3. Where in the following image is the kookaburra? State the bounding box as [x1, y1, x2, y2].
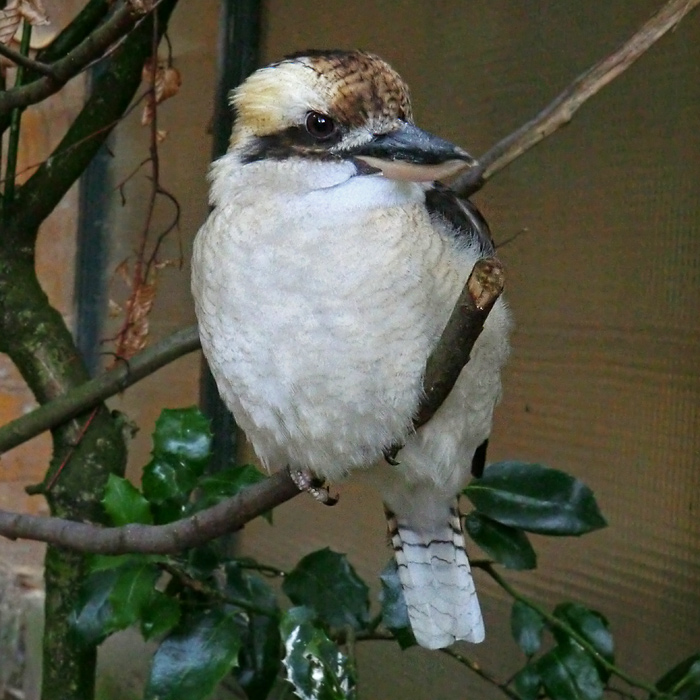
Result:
[191, 50, 511, 649]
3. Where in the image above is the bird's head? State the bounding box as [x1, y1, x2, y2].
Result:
[229, 50, 475, 183]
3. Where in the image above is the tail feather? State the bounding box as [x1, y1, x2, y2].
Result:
[386, 504, 484, 649]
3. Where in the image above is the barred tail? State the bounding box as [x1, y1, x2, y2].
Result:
[386, 503, 484, 649]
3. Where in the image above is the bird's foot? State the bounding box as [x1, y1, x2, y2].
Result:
[288, 467, 339, 506]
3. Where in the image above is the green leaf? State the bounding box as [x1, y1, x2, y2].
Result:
[511, 601, 545, 656]
[537, 643, 604, 700]
[553, 603, 614, 679]
[109, 561, 160, 629]
[512, 664, 541, 700]
[463, 462, 607, 536]
[196, 464, 272, 523]
[227, 565, 281, 700]
[145, 607, 242, 700]
[141, 592, 182, 641]
[283, 549, 369, 630]
[378, 560, 416, 649]
[142, 457, 195, 505]
[280, 607, 356, 700]
[153, 406, 212, 469]
[102, 474, 153, 526]
[70, 569, 122, 646]
[655, 654, 700, 700]
[465, 512, 537, 570]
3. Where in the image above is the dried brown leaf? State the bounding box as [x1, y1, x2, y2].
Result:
[0, 3, 21, 46]
[141, 60, 182, 125]
[18, 0, 49, 26]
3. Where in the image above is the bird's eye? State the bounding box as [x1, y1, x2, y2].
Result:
[305, 112, 337, 140]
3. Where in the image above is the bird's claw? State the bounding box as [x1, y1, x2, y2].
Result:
[383, 444, 402, 466]
[288, 467, 339, 506]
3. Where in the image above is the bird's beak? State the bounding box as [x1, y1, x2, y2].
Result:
[350, 122, 476, 182]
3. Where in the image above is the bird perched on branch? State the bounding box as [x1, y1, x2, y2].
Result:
[191, 50, 511, 649]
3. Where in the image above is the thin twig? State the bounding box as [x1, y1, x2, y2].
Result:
[0, 325, 201, 456]
[3, 22, 32, 211]
[476, 562, 664, 697]
[439, 647, 525, 700]
[0, 0, 160, 117]
[0, 41, 58, 78]
[453, 0, 700, 196]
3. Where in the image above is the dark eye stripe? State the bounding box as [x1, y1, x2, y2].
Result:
[240, 124, 345, 164]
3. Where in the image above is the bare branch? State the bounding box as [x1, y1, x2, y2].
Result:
[0, 42, 58, 78]
[0, 252, 502, 553]
[0, 325, 200, 456]
[0, 468, 301, 554]
[454, 0, 700, 197]
[0, 1, 157, 117]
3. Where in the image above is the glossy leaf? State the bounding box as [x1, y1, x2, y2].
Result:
[142, 457, 194, 505]
[152, 406, 212, 469]
[378, 559, 416, 649]
[196, 464, 272, 523]
[145, 607, 242, 700]
[109, 561, 160, 628]
[141, 592, 182, 641]
[70, 569, 122, 646]
[465, 512, 537, 570]
[537, 643, 604, 700]
[283, 549, 369, 630]
[463, 462, 607, 535]
[280, 607, 356, 700]
[102, 474, 153, 526]
[227, 565, 281, 700]
[553, 603, 614, 679]
[655, 654, 700, 700]
[511, 600, 545, 656]
[512, 664, 541, 700]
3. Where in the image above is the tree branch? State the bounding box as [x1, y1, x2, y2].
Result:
[0, 42, 58, 78]
[0, 468, 301, 553]
[0, 252, 502, 552]
[453, 0, 700, 197]
[0, 325, 200, 456]
[0, 1, 158, 118]
[5, 0, 178, 247]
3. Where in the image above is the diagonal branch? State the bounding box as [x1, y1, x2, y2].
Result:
[0, 1, 158, 118]
[0, 325, 200, 456]
[453, 0, 700, 197]
[0, 42, 58, 78]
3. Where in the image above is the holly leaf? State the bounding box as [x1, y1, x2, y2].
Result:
[280, 606, 356, 700]
[141, 592, 181, 641]
[511, 600, 545, 656]
[283, 549, 369, 630]
[145, 607, 242, 700]
[463, 462, 607, 535]
[465, 512, 537, 570]
[70, 569, 122, 646]
[102, 474, 153, 525]
[512, 664, 541, 700]
[196, 464, 272, 523]
[378, 559, 416, 649]
[655, 654, 700, 700]
[227, 565, 281, 700]
[109, 561, 160, 629]
[537, 643, 604, 700]
[553, 603, 614, 679]
[152, 407, 212, 470]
